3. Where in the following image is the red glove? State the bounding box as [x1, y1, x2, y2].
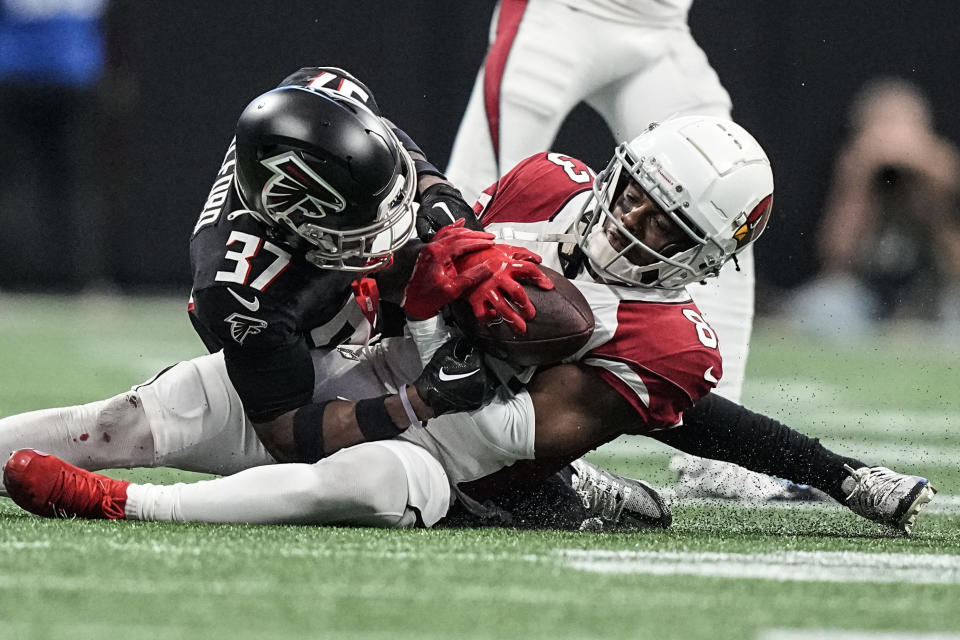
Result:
[457, 244, 554, 334]
[401, 219, 497, 319]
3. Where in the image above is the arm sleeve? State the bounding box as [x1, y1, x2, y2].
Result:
[223, 339, 315, 422]
[191, 284, 315, 422]
[650, 392, 865, 502]
[389, 123, 445, 181]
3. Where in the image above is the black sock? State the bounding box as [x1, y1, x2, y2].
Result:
[653, 393, 866, 503]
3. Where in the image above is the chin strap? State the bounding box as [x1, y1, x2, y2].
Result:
[492, 227, 577, 244]
[560, 244, 586, 280]
[488, 225, 585, 280]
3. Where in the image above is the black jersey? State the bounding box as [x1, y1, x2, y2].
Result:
[187, 67, 384, 422]
[189, 139, 381, 421]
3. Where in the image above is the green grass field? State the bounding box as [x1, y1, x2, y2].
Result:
[1, 294, 958, 640]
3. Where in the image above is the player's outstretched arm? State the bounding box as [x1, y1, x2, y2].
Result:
[524, 368, 869, 505]
[649, 392, 866, 503]
[650, 393, 937, 533]
[523, 368, 936, 533]
[526, 364, 638, 458]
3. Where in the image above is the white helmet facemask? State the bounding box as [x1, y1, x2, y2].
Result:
[575, 116, 774, 289]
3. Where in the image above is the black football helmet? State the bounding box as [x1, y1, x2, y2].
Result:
[234, 85, 416, 271]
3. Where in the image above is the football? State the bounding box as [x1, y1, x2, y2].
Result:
[450, 265, 594, 367]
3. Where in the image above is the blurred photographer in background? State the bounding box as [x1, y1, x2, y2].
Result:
[790, 78, 960, 335]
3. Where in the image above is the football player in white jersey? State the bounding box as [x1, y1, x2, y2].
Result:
[3, 116, 935, 534]
[445, 0, 797, 500]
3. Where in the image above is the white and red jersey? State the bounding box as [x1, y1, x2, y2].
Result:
[476, 152, 722, 432]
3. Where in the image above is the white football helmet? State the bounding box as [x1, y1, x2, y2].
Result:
[575, 115, 774, 288]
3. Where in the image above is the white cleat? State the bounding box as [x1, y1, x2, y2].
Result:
[570, 459, 671, 531]
[843, 464, 937, 534]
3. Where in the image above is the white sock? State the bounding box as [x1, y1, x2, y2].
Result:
[125, 444, 411, 527]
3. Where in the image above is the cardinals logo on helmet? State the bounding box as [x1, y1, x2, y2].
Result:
[734, 194, 773, 249]
[225, 313, 269, 345]
[261, 152, 346, 226]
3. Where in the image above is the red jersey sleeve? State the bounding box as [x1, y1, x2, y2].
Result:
[473, 152, 594, 224]
[582, 299, 722, 432]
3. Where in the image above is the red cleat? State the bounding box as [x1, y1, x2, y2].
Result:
[3, 449, 129, 519]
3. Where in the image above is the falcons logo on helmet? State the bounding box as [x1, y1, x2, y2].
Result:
[261, 152, 346, 223]
[224, 313, 269, 345]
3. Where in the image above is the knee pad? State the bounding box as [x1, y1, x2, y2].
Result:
[320, 441, 451, 528]
[306, 444, 412, 527]
[135, 354, 273, 475]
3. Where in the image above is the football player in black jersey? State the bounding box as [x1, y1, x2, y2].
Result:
[0, 66, 673, 530]
[187, 67, 555, 464]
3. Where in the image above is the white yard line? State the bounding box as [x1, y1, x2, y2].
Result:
[759, 630, 960, 640]
[557, 549, 960, 585]
[3, 539, 959, 591]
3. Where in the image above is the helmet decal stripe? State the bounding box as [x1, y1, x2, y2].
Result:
[483, 0, 529, 170]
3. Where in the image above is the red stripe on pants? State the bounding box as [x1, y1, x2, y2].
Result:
[483, 0, 528, 172]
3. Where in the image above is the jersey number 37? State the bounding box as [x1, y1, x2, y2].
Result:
[214, 231, 291, 291]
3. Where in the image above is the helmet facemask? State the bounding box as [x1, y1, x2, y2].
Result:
[299, 146, 417, 272]
[578, 143, 721, 288]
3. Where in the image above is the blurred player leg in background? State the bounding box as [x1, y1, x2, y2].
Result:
[447, 0, 730, 203]
[446, 0, 804, 501]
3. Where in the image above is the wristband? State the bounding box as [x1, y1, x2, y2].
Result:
[398, 384, 422, 428]
[413, 157, 446, 180]
[355, 395, 404, 441]
[390, 125, 424, 156]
